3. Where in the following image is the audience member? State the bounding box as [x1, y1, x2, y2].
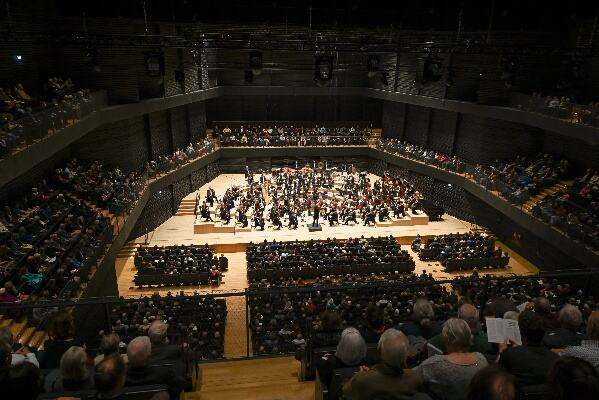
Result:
[41, 311, 84, 369]
[416, 318, 488, 400]
[44, 346, 94, 392]
[400, 298, 444, 340]
[0, 326, 39, 367]
[497, 310, 559, 388]
[543, 304, 586, 349]
[315, 327, 367, 389]
[94, 333, 128, 366]
[126, 336, 186, 400]
[342, 329, 423, 400]
[547, 356, 599, 400]
[467, 366, 517, 400]
[561, 310, 599, 372]
[5, 359, 42, 400]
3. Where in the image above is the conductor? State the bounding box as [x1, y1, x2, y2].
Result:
[312, 205, 320, 227]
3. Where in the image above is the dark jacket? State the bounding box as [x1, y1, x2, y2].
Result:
[400, 320, 444, 340]
[343, 363, 424, 400]
[126, 364, 187, 400]
[499, 344, 559, 388]
[543, 328, 586, 349]
[41, 338, 84, 369]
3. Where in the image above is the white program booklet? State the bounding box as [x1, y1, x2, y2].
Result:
[485, 317, 522, 345]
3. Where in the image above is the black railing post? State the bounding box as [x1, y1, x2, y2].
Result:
[245, 290, 250, 358]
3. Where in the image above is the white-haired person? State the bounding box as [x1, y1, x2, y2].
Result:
[315, 327, 367, 389]
[44, 346, 94, 392]
[415, 318, 488, 400]
[343, 328, 424, 400]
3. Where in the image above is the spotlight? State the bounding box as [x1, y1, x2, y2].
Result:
[367, 55, 380, 78]
[249, 51, 263, 75]
[13, 54, 23, 64]
[423, 57, 443, 83]
[244, 70, 254, 83]
[144, 52, 165, 77]
[314, 56, 333, 82]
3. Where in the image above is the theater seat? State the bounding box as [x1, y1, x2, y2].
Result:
[520, 384, 549, 400]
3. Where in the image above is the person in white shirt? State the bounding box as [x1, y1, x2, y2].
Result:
[0, 326, 39, 367]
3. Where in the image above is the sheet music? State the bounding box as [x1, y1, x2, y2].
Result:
[485, 317, 522, 345]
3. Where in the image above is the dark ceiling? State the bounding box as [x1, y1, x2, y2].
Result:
[52, 0, 596, 32]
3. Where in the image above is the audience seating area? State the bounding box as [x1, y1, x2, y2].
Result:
[377, 139, 598, 251]
[214, 124, 371, 146]
[412, 232, 510, 271]
[1, 78, 90, 159]
[246, 236, 415, 281]
[133, 245, 228, 287]
[110, 294, 226, 360]
[532, 169, 599, 250]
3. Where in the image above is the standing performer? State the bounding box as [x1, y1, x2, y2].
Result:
[312, 204, 320, 227]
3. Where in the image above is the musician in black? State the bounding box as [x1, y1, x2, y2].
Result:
[363, 207, 376, 226]
[219, 203, 231, 224]
[312, 205, 320, 227]
[378, 205, 389, 222]
[327, 208, 339, 226]
[393, 201, 406, 218]
[206, 187, 216, 208]
[254, 212, 265, 230]
[270, 207, 283, 229]
[237, 207, 248, 228]
[288, 209, 298, 229]
[342, 208, 357, 225]
[200, 201, 213, 222]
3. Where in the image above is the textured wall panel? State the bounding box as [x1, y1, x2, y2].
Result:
[70, 116, 148, 172]
[381, 101, 406, 139]
[188, 101, 207, 141]
[404, 105, 429, 147]
[128, 188, 174, 240]
[191, 167, 208, 190]
[148, 110, 171, 158]
[170, 106, 189, 149]
[172, 176, 192, 210]
[428, 109, 457, 155]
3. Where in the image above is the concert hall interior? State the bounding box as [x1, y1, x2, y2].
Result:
[1, 1, 599, 400]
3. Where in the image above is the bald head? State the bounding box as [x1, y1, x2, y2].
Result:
[534, 297, 551, 316]
[458, 304, 480, 332]
[148, 320, 168, 345]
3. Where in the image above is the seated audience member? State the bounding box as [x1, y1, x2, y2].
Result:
[427, 304, 494, 356]
[315, 327, 367, 389]
[148, 320, 182, 364]
[547, 357, 599, 400]
[95, 354, 168, 400]
[94, 333, 128, 366]
[361, 304, 386, 344]
[313, 310, 345, 347]
[0, 341, 12, 388]
[416, 318, 488, 400]
[6, 360, 42, 400]
[0, 326, 39, 367]
[498, 310, 559, 388]
[534, 296, 560, 330]
[41, 311, 84, 369]
[126, 336, 186, 400]
[561, 310, 599, 372]
[342, 328, 423, 400]
[400, 298, 444, 340]
[467, 366, 517, 400]
[543, 304, 586, 349]
[45, 346, 94, 392]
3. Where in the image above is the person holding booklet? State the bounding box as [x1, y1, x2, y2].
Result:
[496, 310, 559, 389]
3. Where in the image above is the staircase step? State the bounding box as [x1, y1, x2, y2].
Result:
[17, 326, 37, 345]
